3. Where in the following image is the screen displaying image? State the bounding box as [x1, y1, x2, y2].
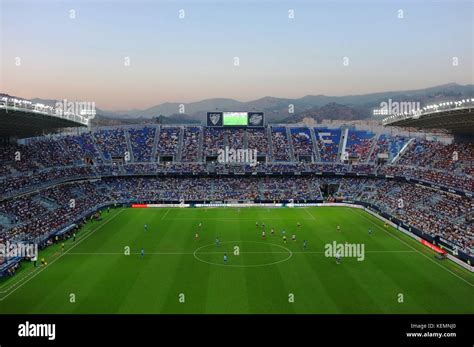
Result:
[223, 112, 248, 126]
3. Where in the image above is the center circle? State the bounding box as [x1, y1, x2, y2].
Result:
[193, 241, 293, 267]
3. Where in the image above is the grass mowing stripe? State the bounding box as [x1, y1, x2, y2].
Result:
[1, 207, 471, 313]
[0, 209, 124, 301]
[0, 220, 102, 294]
[350, 208, 474, 287]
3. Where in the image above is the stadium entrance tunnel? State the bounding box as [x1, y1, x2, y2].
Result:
[193, 241, 292, 267]
[320, 183, 339, 199]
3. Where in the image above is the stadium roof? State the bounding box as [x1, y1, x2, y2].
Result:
[382, 105, 474, 135]
[0, 106, 89, 138]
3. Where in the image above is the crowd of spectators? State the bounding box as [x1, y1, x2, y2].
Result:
[247, 128, 268, 155]
[0, 125, 472, 210]
[399, 140, 473, 174]
[0, 166, 96, 198]
[1, 125, 472, 266]
[203, 128, 225, 156]
[0, 173, 472, 255]
[359, 180, 472, 254]
[94, 128, 128, 160]
[156, 127, 180, 157]
[0, 181, 110, 243]
[370, 134, 408, 163]
[379, 165, 473, 192]
[291, 128, 314, 157]
[271, 127, 291, 161]
[129, 127, 155, 162]
[60, 133, 103, 165]
[345, 130, 376, 162]
[181, 127, 201, 162]
[2, 176, 470, 254]
[315, 128, 341, 162]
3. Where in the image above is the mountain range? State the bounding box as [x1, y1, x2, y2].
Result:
[3, 83, 472, 126]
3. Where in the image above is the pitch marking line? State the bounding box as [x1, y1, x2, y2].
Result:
[351, 208, 474, 287]
[0, 222, 103, 294]
[0, 220, 105, 294]
[160, 218, 315, 221]
[0, 253, 61, 295]
[161, 208, 171, 220]
[0, 215, 114, 294]
[0, 267, 38, 293]
[0, 209, 124, 301]
[304, 208, 316, 220]
[193, 241, 293, 268]
[64, 250, 417, 256]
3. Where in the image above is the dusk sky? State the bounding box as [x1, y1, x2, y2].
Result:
[1, 0, 472, 110]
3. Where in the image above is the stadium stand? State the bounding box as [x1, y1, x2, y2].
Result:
[128, 126, 155, 162]
[314, 127, 342, 162]
[345, 129, 376, 162]
[271, 126, 291, 161]
[290, 127, 314, 160]
[181, 127, 201, 162]
[0, 124, 472, 259]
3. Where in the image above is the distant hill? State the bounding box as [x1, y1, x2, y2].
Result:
[91, 113, 200, 126]
[281, 103, 368, 123]
[4, 83, 473, 125]
[103, 83, 473, 123]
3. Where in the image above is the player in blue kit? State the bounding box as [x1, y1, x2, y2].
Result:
[224, 253, 228, 264]
[141, 247, 144, 257]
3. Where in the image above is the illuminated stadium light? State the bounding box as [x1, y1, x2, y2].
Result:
[381, 97, 474, 124]
[0, 97, 91, 126]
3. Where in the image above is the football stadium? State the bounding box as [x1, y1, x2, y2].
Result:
[0, 102, 472, 315]
[0, 0, 472, 344]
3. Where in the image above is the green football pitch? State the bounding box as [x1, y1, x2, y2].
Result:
[0, 207, 473, 314]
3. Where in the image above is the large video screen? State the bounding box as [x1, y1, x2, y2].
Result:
[207, 112, 264, 127]
[223, 112, 248, 126]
